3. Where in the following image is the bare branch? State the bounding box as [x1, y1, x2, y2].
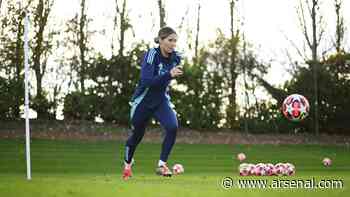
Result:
[298, 1, 312, 50]
[283, 48, 299, 76]
[177, 6, 189, 32]
[306, 0, 313, 18]
[334, 0, 345, 52]
[194, 1, 201, 64]
[281, 30, 308, 61]
[317, 24, 324, 46]
[111, 0, 118, 53]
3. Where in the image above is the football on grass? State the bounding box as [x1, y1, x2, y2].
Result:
[323, 158, 332, 166]
[237, 153, 246, 162]
[172, 164, 184, 175]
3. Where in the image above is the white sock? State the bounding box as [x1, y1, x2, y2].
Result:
[158, 160, 166, 167]
[124, 158, 134, 169]
[124, 162, 131, 169]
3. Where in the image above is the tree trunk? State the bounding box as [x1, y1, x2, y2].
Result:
[242, 39, 250, 133]
[228, 0, 239, 128]
[111, 0, 118, 54]
[158, 0, 166, 28]
[334, 0, 344, 53]
[79, 0, 86, 93]
[311, 0, 319, 135]
[31, 0, 53, 119]
[194, 2, 201, 65]
[14, 8, 24, 118]
[118, 0, 126, 57]
[298, 0, 323, 135]
[33, 0, 51, 99]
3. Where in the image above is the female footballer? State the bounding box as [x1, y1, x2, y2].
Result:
[122, 26, 183, 180]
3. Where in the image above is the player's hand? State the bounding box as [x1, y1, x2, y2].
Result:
[170, 66, 183, 78]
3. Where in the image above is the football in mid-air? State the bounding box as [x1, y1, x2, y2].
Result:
[282, 94, 310, 121]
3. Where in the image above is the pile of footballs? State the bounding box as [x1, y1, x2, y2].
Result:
[238, 162, 296, 176]
[236, 153, 332, 176]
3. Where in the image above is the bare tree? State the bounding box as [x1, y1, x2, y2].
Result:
[227, 0, 240, 127]
[15, 3, 25, 92]
[193, 1, 201, 64]
[111, 0, 118, 54]
[334, 0, 345, 53]
[297, 0, 324, 60]
[118, 0, 128, 57]
[77, 0, 87, 93]
[210, 0, 241, 128]
[158, 0, 166, 28]
[32, 0, 54, 99]
[242, 37, 249, 133]
[297, 0, 325, 135]
[209, 0, 241, 129]
[60, 0, 90, 94]
[111, 0, 131, 58]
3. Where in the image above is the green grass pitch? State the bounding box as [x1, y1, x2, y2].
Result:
[0, 139, 349, 197]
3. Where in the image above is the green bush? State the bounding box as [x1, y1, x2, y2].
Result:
[63, 91, 99, 121]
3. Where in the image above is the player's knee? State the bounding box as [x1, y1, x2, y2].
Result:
[131, 119, 146, 130]
[165, 123, 178, 133]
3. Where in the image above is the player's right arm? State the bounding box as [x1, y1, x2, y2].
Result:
[140, 49, 172, 88]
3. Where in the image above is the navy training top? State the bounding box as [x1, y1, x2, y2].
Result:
[130, 47, 181, 108]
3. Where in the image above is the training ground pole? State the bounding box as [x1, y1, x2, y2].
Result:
[24, 11, 31, 180]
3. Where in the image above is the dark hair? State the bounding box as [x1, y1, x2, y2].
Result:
[154, 26, 177, 44]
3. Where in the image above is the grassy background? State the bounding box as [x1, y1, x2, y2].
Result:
[0, 139, 349, 196]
